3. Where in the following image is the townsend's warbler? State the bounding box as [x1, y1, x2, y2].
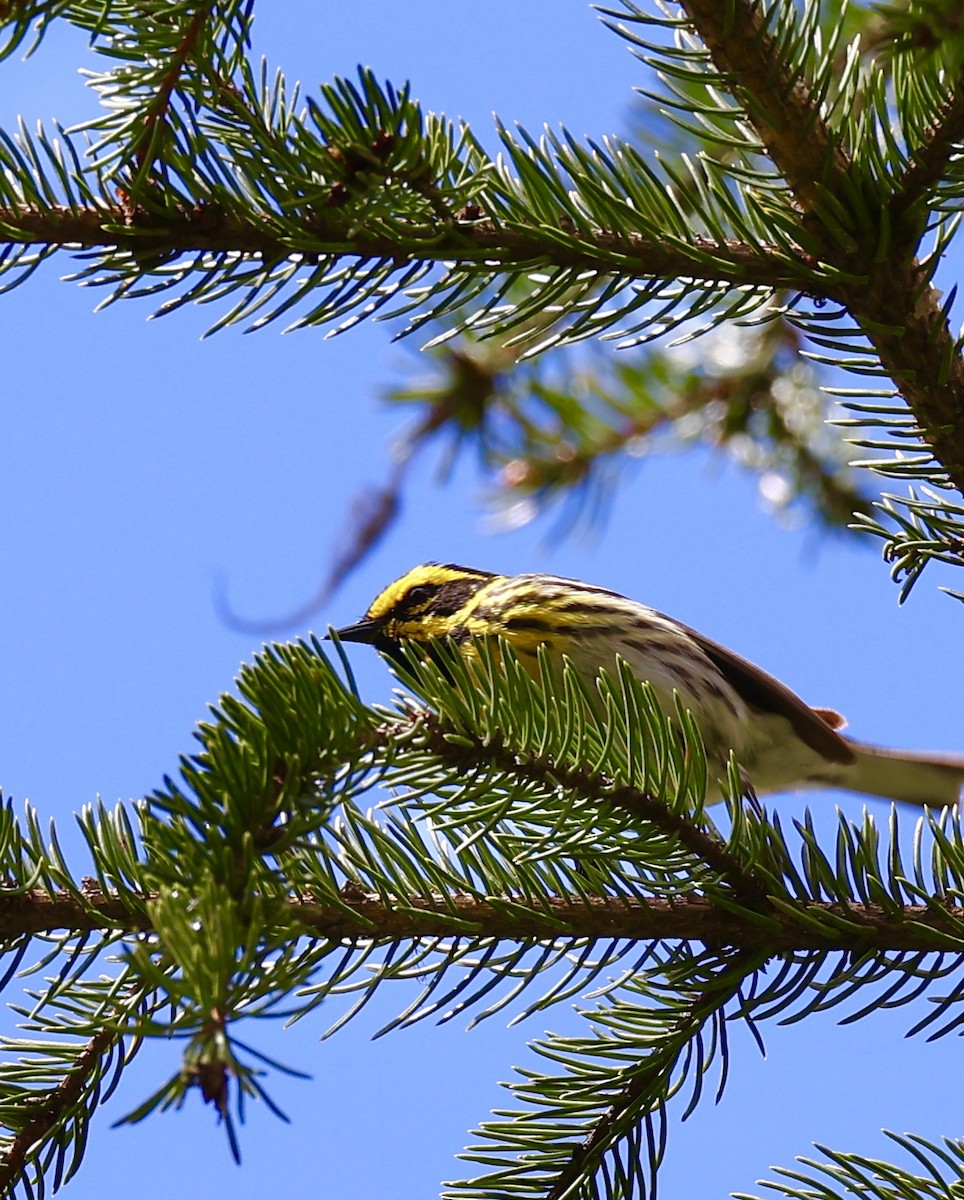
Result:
[335, 563, 964, 808]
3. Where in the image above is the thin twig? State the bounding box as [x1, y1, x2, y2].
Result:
[0, 1027, 120, 1192]
[890, 72, 964, 222]
[544, 948, 763, 1200]
[128, 5, 215, 185]
[409, 711, 774, 908]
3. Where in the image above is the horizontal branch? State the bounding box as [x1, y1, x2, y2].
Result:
[6, 886, 964, 954]
[0, 888, 151, 936]
[0, 204, 827, 292]
[5, 203, 964, 489]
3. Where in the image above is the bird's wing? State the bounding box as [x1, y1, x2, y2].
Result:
[677, 621, 857, 765]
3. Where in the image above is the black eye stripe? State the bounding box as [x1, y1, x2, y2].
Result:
[390, 577, 486, 622]
[423, 579, 480, 617]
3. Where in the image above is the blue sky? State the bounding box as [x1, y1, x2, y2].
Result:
[3, 5, 964, 1198]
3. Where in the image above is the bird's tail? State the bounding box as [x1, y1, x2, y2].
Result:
[846, 742, 964, 808]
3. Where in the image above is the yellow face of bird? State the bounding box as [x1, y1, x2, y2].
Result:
[334, 563, 501, 653]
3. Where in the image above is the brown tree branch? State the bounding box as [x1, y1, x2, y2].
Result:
[3, 194, 964, 493]
[404, 711, 773, 909]
[544, 948, 763, 1200]
[0, 1026, 121, 1192]
[890, 78, 964, 222]
[677, 0, 851, 213]
[128, 5, 214, 184]
[838, 262, 964, 483]
[5, 887, 964, 954]
[678, 0, 964, 495]
[0, 204, 823, 293]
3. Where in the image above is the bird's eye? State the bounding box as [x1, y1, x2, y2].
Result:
[406, 584, 436, 609]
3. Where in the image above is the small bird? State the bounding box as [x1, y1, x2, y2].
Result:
[335, 563, 964, 808]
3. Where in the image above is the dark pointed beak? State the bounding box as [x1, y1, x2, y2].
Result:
[329, 617, 382, 645]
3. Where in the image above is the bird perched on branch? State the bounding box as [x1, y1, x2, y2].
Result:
[335, 563, 964, 808]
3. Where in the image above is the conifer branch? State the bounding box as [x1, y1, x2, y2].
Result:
[839, 267, 964, 487]
[0, 205, 823, 293]
[678, 0, 964, 491]
[0, 1026, 120, 1193]
[891, 75, 964, 221]
[404, 711, 772, 908]
[7, 886, 964, 954]
[127, 4, 213, 186]
[0, 888, 148, 937]
[678, 0, 851, 212]
[543, 949, 761, 1200]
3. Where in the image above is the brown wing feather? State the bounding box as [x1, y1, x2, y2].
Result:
[678, 622, 857, 766]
